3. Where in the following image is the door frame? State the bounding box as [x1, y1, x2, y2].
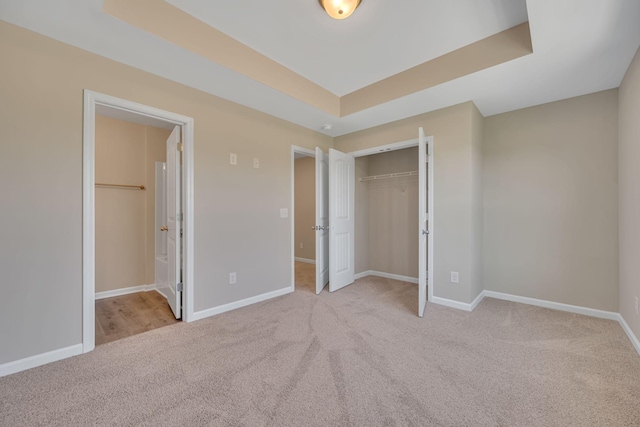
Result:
[349, 135, 435, 304]
[290, 145, 316, 290]
[82, 90, 195, 353]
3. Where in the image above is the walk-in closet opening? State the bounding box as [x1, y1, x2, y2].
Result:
[93, 108, 181, 345]
[83, 91, 195, 353]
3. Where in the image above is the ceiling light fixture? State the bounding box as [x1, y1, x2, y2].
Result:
[318, 0, 362, 20]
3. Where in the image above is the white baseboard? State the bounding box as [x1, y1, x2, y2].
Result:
[354, 270, 419, 284]
[355, 271, 370, 280]
[0, 344, 83, 378]
[483, 291, 620, 321]
[295, 257, 316, 265]
[617, 315, 640, 356]
[95, 284, 156, 300]
[192, 286, 294, 322]
[431, 296, 477, 312]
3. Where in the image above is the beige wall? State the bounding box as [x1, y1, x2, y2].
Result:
[96, 115, 145, 293]
[336, 102, 481, 304]
[355, 157, 370, 274]
[95, 115, 169, 293]
[0, 22, 332, 365]
[366, 148, 419, 277]
[483, 90, 619, 312]
[619, 47, 640, 337]
[294, 157, 315, 261]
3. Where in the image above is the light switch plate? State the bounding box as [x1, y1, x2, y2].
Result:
[230, 153, 237, 165]
[280, 208, 288, 218]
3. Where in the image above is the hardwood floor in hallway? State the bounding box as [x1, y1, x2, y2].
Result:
[95, 291, 180, 345]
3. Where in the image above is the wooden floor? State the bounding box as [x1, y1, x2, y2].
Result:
[95, 291, 180, 346]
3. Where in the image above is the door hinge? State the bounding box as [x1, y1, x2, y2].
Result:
[178, 142, 183, 152]
[176, 282, 183, 292]
[177, 213, 183, 222]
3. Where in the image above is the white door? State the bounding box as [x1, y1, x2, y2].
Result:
[328, 148, 355, 292]
[418, 127, 430, 317]
[315, 147, 329, 294]
[165, 125, 181, 319]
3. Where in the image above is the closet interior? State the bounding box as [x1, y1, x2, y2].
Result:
[355, 147, 424, 281]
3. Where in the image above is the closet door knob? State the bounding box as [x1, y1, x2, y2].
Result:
[160, 226, 168, 232]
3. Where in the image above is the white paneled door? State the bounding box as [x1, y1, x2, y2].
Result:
[418, 127, 428, 317]
[315, 147, 330, 294]
[165, 125, 182, 319]
[328, 148, 355, 292]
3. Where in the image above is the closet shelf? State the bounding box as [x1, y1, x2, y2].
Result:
[359, 171, 418, 182]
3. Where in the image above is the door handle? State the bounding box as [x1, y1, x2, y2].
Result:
[312, 226, 328, 231]
[422, 229, 429, 235]
[160, 226, 168, 231]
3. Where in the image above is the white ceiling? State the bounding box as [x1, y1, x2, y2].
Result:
[1, 0, 639, 137]
[166, 0, 529, 95]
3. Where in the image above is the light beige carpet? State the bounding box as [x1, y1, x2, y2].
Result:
[2, 262, 640, 426]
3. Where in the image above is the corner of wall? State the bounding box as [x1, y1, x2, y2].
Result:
[470, 103, 485, 302]
[618, 46, 640, 341]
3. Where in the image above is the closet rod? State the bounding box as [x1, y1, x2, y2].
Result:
[359, 170, 418, 182]
[96, 183, 146, 190]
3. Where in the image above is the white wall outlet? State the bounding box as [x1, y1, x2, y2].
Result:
[300, 242, 303, 249]
[253, 158, 260, 169]
[229, 272, 237, 285]
[230, 153, 237, 165]
[450, 271, 459, 284]
[635, 296, 639, 315]
[280, 208, 288, 218]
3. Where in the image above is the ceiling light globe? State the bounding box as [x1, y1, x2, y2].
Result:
[319, 0, 362, 20]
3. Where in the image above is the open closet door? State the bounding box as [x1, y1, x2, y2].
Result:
[165, 125, 182, 319]
[315, 147, 330, 294]
[418, 127, 428, 317]
[328, 148, 355, 292]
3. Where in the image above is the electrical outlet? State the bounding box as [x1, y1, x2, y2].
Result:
[635, 296, 639, 315]
[450, 271, 459, 284]
[229, 272, 237, 285]
[230, 153, 237, 165]
[253, 158, 260, 169]
[300, 242, 303, 249]
[280, 208, 288, 218]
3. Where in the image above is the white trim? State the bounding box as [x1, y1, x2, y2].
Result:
[355, 271, 371, 280]
[83, 90, 196, 355]
[617, 315, 640, 356]
[483, 291, 620, 320]
[95, 284, 157, 300]
[295, 257, 316, 265]
[349, 138, 419, 158]
[0, 344, 83, 378]
[290, 145, 316, 291]
[431, 296, 479, 312]
[355, 270, 419, 284]
[192, 286, 293, 321]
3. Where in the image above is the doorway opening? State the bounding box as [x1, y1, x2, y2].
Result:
[290, 130, 433, 316]
[349, 131, 434, 316]
[290, 146, 317, 294]
[82, 90, 195, 353]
